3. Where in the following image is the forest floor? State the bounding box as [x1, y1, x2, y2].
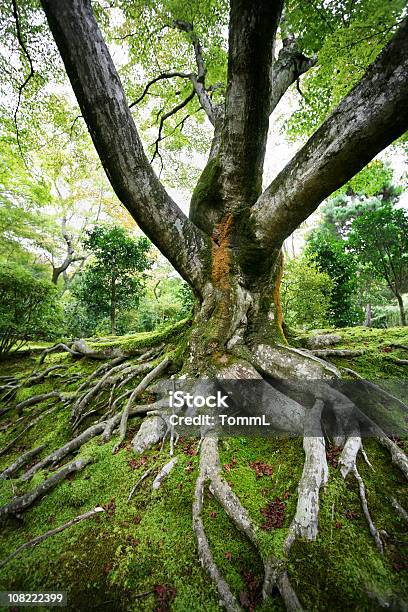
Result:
[0, 326, 407, 611]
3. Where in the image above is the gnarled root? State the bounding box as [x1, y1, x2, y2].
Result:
[195, 435, 302, 611]
[0, 445, 46, 479]
[20, 422, 106, 481]
[113, 357, 171, 453]
[193, 448, 240, 612]
[0, 506, 105, 569]
[286, 399, 328, 549]
[339, 433, 383, 553]
[152, 457, 178, 490]
[0, 457, 93, 519]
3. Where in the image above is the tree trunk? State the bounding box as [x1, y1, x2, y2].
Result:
[396, 292, 406, 326]
[364, 303, 372, 327]
[111, 277, 117, 335]
[51, 267, 60, 285]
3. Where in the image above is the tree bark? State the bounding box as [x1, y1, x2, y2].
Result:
[364, 303, 372, 328]
[252, 18, 408, 249]
[110, 276, 117, 335]
[396, 292, 407, 326]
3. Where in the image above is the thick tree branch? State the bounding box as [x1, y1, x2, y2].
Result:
[172, 19, 220, 126]
[219, 0, 284, 206]
[252, 18, 408, 249]
[41, 0, 211, 296]
[270, 35, 316, 115]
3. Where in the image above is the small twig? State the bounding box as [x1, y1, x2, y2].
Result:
[129, 71, 191, 108]
[128, 467, 155, 501]
[0, 506, 104, 569]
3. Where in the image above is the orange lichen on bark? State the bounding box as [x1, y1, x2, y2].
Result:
[211, 214, 233, 289]
[273, 250, 285, 338]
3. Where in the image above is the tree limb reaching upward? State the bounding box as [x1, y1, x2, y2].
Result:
[41, 0, 211, 297]
[252, 17, 408, 249]
[172, 19, 221, 127]
[270, 35, 316, 115]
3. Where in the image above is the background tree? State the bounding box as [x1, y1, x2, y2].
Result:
[348, 204, 408, 326]
[281, 255, 333, 330]
[0, 262, 61, 357]
[306, 229, 360, 327]
[73, 226, 152, 335]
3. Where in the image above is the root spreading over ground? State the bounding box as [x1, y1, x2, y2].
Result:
[0, 325, 407, 610]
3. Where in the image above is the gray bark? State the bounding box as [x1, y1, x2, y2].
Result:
[252, 18, 408, 249]
[0, 457, 92, 519]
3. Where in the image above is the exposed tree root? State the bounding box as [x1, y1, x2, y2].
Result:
[0, 506, 105, 569]
[353, 465, 383, 554]
[0, 445, 46, 479]
[2, 336, 407, 611]
[0, 457, 93, 519]
[75, 356, 128, 394]
[128, 466, 155, 501]
[39, 342, 83, 364]
[339, 431, 383, 553]
[305, 334, 341, 349]
[286, 399, 328, 548]
[15, 391, 61, 416]
[310, 349, 365, 358]
[377, 435, 408, 480]
[113, 357, 171, 453]
[20, 422, 106, 481]
[391, 497, 408, 523]
[341, 367, 408, 412]
[0, 404, 61, 457]
[193, 452, 240, 612]
[152, 457, 178, 490]
[39, 339, 162, 366]
[196, 435, 302, 611]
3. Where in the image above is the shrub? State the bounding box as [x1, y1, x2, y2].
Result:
[0, 262, 62, 356]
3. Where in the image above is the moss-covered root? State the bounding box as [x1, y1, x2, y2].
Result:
[0, 457, 93, 519]
[339, 433, 384, 553]
[112, 356, 171, 454]
[195, 436, 302, 611]
[193, 444, 240, 612]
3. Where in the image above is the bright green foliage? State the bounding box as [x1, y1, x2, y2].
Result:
[0, 136, 56, 261]
[281, 255, 333, 330]
[0, 262, 62, 356]
[348, 204, 408, 323]
[306, 229, 360, 327]
[284, 0, 406, 139]
[333, 161, 395, 199]
[71, 226, 152, 335]
[131, 272, 194, 332]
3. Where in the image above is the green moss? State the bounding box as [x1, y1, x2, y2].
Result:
[0, 327, 407, 610]
[190, 157, 222, 235]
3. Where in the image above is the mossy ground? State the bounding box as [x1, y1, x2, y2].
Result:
[0, 326, 407, 611]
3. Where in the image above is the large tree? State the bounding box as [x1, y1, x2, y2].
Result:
[39, 0, 408, 373]
[2, 1, 408, 608]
